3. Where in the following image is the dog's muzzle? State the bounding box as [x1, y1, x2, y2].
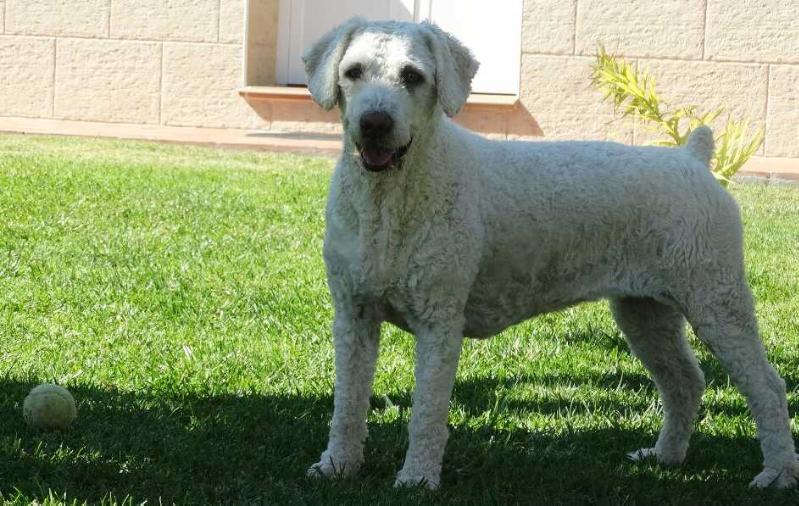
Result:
[356, 110, 411, 172]
[356, 140, 412, 172]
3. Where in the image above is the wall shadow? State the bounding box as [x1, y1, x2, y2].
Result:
[244, 97, 544, 142]
[454, 102, 543, 139]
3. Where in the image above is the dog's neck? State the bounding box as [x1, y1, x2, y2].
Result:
[333, 114, 466, 296]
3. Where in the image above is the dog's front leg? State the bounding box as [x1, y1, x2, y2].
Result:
[395, 323, 464, 489]
[308, 307, 380, 479]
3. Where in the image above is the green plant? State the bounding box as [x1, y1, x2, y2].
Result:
[591, 46, 763, 186]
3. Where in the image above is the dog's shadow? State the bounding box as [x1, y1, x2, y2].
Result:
[1, 374, 797, 504]
[451, 362, 799, 420]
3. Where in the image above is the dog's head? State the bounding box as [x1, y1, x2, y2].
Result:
[303, 18, 479, 172]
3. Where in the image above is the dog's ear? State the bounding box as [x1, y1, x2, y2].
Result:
[303, 17, 365, 110]
[423, 22, 479, 117]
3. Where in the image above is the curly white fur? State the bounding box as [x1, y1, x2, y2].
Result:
[304, 18, 798, 490]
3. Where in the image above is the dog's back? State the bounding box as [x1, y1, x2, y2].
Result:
[458, 127, 741, 336]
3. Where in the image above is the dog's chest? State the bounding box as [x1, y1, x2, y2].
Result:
[326, 195, 450, 323]
[326, 161, 482, 330]
[352, 215, 424, 300]
[326, 196, 409, 290]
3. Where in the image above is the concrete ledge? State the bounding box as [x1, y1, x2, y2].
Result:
[736, 156, 799, 177]
[239, 86, 313, 102]
[239, 85, 520, 108]
[0, 116, 341, 156]
[1, 116, 797, 183]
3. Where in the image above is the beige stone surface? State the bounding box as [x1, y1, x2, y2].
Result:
[1, 2, 5, 34]
[575, 0, 704, 59]
[244, 0, 280, 85]
[247, 0, 280, 46]
[266, 100, 342, 134]
[453, 107, 510, 138]
[519, 55, 632, 142]
[163, 43, 261, 128]
[0, 116, 340, 155]
[5, 0, 108, 37]
[247, 42, 278, 85]
[706, 1, 799, 63]
[220, 0, 246, 44]
[634, 60, 768, 147]
[111, 0, 219, 42]
[766, 65, 799, 158]
[521, 0, 575, 55]
[0, 37, 54, 117]
[55, 39, 160, 123]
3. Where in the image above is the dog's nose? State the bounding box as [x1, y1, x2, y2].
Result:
[359, 111, 394, 138]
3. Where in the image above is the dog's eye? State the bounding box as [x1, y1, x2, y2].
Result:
[401, 67, 424, 86]
[344, 65, 363, 80]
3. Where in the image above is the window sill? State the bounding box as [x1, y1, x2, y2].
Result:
[238, 86, 519, 109]
[239, 86, 312, 101]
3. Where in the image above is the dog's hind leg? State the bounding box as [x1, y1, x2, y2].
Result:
[308, 308, 380, 479]
[683, 279, 798, 488]
[612, 297, 705, 466]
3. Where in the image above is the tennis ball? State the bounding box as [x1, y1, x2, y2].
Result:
[23, 384, 77, 430]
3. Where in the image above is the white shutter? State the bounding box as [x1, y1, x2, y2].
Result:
[421, 0, 523, 94]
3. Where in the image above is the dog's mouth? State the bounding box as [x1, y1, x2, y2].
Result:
[356, 139, 412, 172]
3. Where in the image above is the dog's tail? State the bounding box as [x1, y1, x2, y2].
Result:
[683, 126, 714, 166]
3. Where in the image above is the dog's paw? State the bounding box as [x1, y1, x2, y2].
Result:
[626, 447, 657, 462]
[626, 447, 684, 467]
[306, 453, 362, 480]
[394, 469, 439, 490]
[749, 466, 799, 489]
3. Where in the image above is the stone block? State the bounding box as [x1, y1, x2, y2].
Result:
[575, 0, 704, 59]
[0, 36, 54, 117]
[766, 65, 799, 157]
[706, 0, 799, 63]
[55, 39, 160, 123]
[220, 0, 246, 44]
[162, 43, 259, 128]
[634, 59, 767, 147]
[111, 0, 219, 42]
[519, 54, 633, 142]
[5, 0, 108, 37]
[521, 0, 576, 55]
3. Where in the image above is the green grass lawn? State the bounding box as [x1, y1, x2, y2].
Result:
[1, 133, 798, 505]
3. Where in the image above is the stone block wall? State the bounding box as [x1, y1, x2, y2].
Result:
[0, 0, 266, 129]
[0, 0, 796, 157]
[520, 0, 798, 157]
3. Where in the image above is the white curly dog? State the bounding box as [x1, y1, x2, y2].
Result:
[304, 17, 798, 489]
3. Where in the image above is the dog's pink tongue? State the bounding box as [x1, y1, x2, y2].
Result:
[362, 147, 393, 167]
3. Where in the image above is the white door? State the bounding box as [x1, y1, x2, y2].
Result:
[423, 0, 523, 95]
[275, 0, 523, 95]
